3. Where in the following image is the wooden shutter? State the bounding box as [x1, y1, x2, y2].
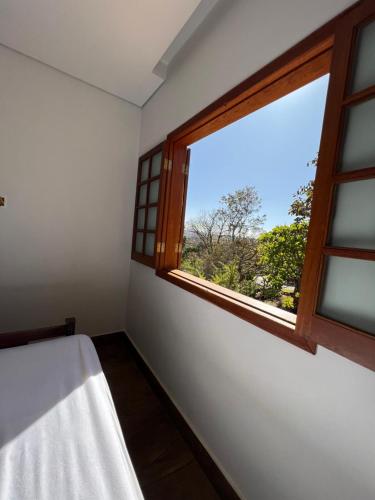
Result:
[296, 0, 375, 370]
[132, 142, 167, 268]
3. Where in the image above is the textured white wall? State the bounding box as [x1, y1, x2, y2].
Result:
[0, 45, 141, 335]
[129, 1, 375, 499]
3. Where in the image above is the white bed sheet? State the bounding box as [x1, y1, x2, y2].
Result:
[0, 334, 144, 500]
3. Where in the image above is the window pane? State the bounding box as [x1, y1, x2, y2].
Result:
[329, 178, 375, 249]
[138, 184, 147, 206]
[351, 20, 375, 94]
[149, 179, 160, 204]
[317, 256, 375, 335]
[145, 233, 155, 256]
[339, 98, 375, 172]
[151, 151, 162, 177]
[180, 74, 329, 315]
[141, 159, 150, 181]
[147, 207, 157, 230]
[135, 232, 143, 253]
[137, 208, 145, 229]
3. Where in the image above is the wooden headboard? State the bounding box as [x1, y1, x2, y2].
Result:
[0, 317, 76, 349]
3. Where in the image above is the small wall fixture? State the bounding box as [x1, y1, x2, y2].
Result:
[0, 196, 6, 207]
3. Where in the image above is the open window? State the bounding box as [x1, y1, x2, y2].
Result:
[156, 35, 332, 353]
[180, 76, 329, 319]
[134, 0, 375, 370]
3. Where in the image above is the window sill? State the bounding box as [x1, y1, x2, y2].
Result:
[157, 269, 317, 354]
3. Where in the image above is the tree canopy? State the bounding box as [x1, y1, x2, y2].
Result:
[257, 222, 309, 309]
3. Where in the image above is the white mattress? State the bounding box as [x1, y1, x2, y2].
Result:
[0, 334, 144, 500]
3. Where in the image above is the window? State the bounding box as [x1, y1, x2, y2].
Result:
[181, 75, 329, 319]
[134, 0, 375, 370]
[157, 41, 332, 354]
[131, 143, 166, 267]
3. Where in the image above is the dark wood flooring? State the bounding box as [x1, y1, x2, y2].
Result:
[93, 334, 222, 500]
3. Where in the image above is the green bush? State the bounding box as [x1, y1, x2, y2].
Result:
[280, 295, 294, 311]
[180, 256, 206, 279]
[211, 262, 240, 291]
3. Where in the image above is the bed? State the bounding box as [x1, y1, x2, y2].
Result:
[0, 319, 144, 500]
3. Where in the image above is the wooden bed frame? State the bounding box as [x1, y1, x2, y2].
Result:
[0, 317, 76, 349]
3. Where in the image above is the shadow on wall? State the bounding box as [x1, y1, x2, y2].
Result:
[0, 283, 126, 336]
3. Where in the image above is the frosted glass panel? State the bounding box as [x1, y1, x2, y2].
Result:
[135, 232, 143, 253]
[329, 178, 375, 249]
[339, 98, 375, 172]
[141, 159, 149, 181]
[138, 184, 147, 206]
[149, 180, 159, 204]
[151, 152, 162, 177]
[145, 233, 155, 256]
[137, 208, 145, 229]
[351, 20, 375, 93]
[147, 207, 157, 230]
[318, 256, 375, 335]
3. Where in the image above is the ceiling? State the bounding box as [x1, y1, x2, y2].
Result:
[0, 0, 216, 106]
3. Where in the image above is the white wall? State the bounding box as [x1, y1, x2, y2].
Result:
[128, 263, 375, 500]
[0, 45, 141, 335]
[128, 1, 375, 499]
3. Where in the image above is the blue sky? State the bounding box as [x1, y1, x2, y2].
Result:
[185, 74, 329, 231]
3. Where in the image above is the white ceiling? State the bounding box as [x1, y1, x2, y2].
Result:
[0, 0, 211, 106]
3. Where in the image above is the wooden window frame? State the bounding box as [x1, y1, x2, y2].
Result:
[131, 142, 168, 268]
[135, 1, 375, 369]
[153, 11, 346, 354]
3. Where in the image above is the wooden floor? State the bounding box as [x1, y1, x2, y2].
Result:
[94, 334, 221, 500]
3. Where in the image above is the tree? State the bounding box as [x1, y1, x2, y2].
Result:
[186, 186, 265, 247]
[219, 187, 265, 241]
[257, 222, 309, 311]
[183, 186, 265, 281]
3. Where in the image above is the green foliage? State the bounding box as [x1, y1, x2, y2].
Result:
[212, 262, 241, 290]
[253, 276, 282, 302]
[238, 278, 257, 297]
[257, 222, 309, 311]
[280, 295, 294, 311]
[288, 154, 317, 223]
[180, 255, 206, 279]
[288, 180, 314, 223]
